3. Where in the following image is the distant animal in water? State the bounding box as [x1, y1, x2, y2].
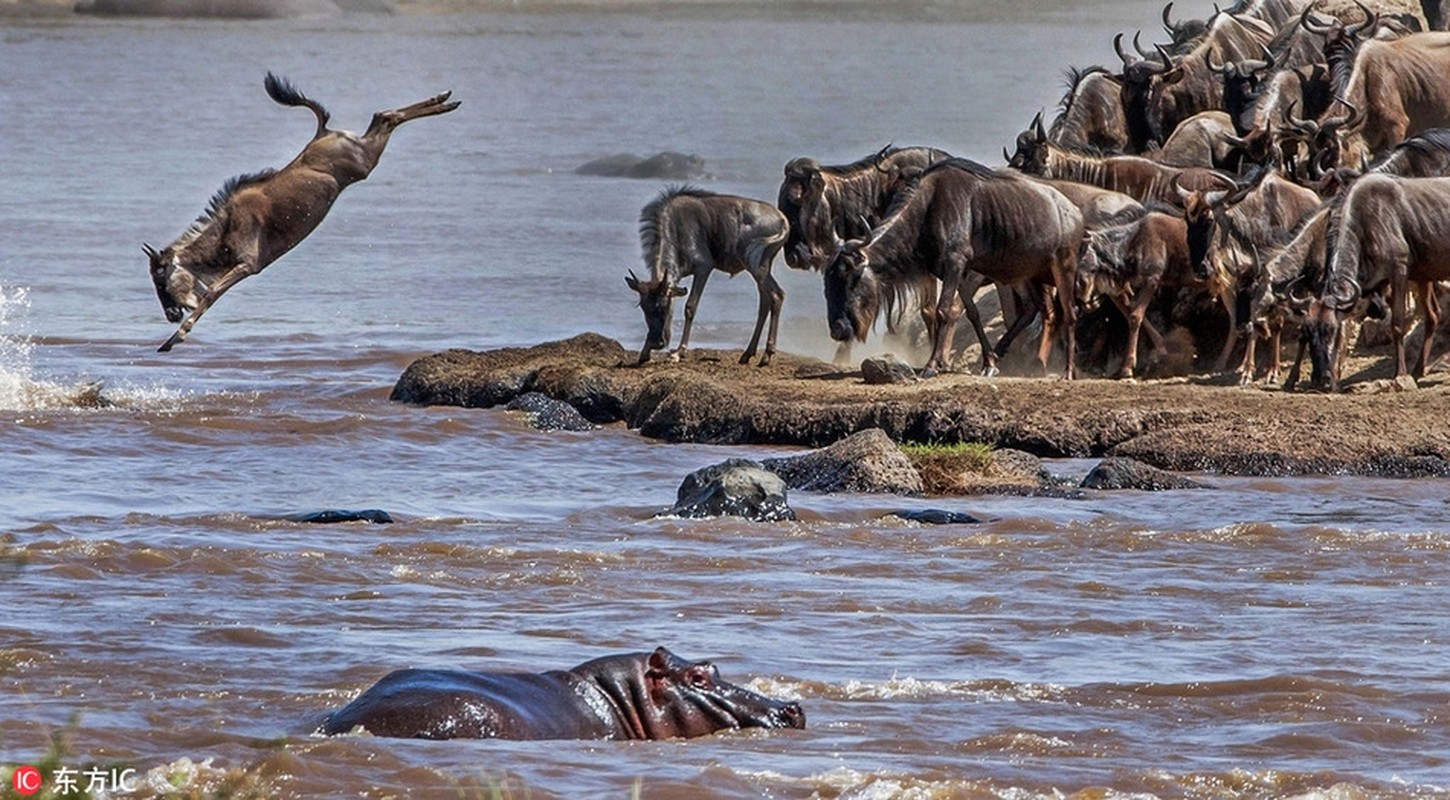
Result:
[626, 187, 789, 366]
[145, 72, 460, 352]
[318, 646, 806, 740]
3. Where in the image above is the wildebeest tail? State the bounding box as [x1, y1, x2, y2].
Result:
[745, 223, 789, 271]
[264, 72, 331, 139]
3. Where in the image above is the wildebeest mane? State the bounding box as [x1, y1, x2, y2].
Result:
[1055, 66, 1112, 115]
[638, 185, 713, 273]
[175, 169, 278, 247]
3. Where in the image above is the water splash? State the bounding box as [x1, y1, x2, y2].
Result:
[0, 283, 184, 412]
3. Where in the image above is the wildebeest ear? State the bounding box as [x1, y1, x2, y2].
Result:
[670, 284, 688, 298]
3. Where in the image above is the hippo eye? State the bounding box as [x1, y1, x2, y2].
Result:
[685, 666, 713, 689]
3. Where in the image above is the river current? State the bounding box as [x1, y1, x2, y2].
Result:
[1, 2, 1447, 797]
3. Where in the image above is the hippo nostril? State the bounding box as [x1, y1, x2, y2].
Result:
[781, 703, 806, 729]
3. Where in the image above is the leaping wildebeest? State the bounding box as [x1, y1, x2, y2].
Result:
[823, 159, 1084, 379]
[146, 73, 460, 352]
[626, 187, 789, 366]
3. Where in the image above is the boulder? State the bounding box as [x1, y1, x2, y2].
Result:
[887, 509, 985, 525]
[504, 392, 596, 432]
[575, 152, 708, 180]
[762, 428, 923, 495]
[662, 458, 795, 521]
[1080, 457, 1205, 491]
[286, 509, 394, 524]
[861, 353, 918, 385]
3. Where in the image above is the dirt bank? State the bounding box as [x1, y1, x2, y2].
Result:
[391, 332, 1450, 478]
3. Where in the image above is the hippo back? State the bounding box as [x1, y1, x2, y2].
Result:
[319, 667, 615, 740]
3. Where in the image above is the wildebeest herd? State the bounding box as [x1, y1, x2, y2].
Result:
[152, 0, 1450, 397]
[624, 0, 1450, 391]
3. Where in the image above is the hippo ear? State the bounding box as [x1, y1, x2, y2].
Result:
[647, 647, 676, 677]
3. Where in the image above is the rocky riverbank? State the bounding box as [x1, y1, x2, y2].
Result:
[391, 333, 1450, 479]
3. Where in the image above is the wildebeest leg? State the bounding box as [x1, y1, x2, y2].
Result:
[1238, 325, 1259, 386]
[832, 341, 853, 369]
[1212, 285, 1239, 373]
[1391, 268, 1411, 380]
[993, 285, 1041, 360]
[1044, 248, 1079, 379]
[922, 263, 967, 378]
[674, 268, 712, 362]
[1413, 280, 1437, 378]
[157, 263, 256, 352]
[742, 272, 784, 367]
[952, 273, 995, 376]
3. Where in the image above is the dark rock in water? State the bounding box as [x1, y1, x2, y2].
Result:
[1080, 458, 1204, 491]
[288, 509, 395, 524]
[504, 392, 596, 432]
[76, 0, 346, 16]
[662, 458, 795, 522]
[575, 152, 708, 180]
[888, 509, 985, 525]
[860, 354, 918, 385]
[762, 428, 923, 495]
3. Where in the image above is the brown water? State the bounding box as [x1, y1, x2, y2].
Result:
[2, 2, 1449, 797]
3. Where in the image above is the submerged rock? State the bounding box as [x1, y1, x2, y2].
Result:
[575, 152, 708, 180]
[504, 392, 596, 432]
[287, 509, 395, 524]
[762, 428, 923, 495]
[887, 509, 985, 525]
[662, 458, 795, 522]
[1080, 457, 1205, 491]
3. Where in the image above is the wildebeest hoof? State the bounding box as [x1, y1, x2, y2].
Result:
[668, 350, 684, 363]
[158, 332, 184, 352]
[919, 366, 939, 379]
[981, 364, 1000, 378]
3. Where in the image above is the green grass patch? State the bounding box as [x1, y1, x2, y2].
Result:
[901, 441, 995, 495]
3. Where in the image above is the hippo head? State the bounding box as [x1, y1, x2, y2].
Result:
[607, 647, 805, 739]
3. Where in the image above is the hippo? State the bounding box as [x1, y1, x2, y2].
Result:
[318, 647, 805, 740]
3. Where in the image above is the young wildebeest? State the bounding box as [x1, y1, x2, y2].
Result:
[1305, 173, 1450, 389]
[824, 160, 1084, 379]
[626, 187, 789, 366]
[1078, 211, 1238, 378]
[146, 73, 459, 352]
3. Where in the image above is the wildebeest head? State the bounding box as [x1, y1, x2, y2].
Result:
[1303, 272, 1360, 390]
[778, 157, 837, 271]
[1007, 111, 1050, 173]
[144, 243, 197, 324]
[822, 242, 881, 344]
[625, 270, 687, 359]
[638, 647, 805, 736]
[1180, 186, 1235, 280]
[1115, 31, 1172, 150]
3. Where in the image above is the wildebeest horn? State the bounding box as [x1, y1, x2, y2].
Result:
[1154, 43, 1178, 74]
[142, 243, 160, 260]
[1281, 100, 1319, 137]
[1114, 32, 1136, 65]
[856, 215, 874, 239]
[1003, 146, 1013, 164]
[1134, 30, 1155, 60]
[1299, 5, 1338, 35]
[1161, 1, 1176, 34]
[1032, 110, 1046, 140]
[1333, 276, 1362, 311]
[1345, 0, 1376, 38]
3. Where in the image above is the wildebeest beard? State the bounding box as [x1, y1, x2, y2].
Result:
[823, 250, 881, 343]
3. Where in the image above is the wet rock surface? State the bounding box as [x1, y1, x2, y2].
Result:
[762, 429, 924, 495]
[663, 458, 795, 521]
[1080, 457, 1207, 491]
[504, 392, 596, 432]
[391, 333, 1450, 482]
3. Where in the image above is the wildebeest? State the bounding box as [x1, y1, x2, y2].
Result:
[626, 187, 789, 366]
[1049, 66, 1131, 153]
[777, 146, 953, 361]
[146, 73, 459, 352]
[1305, 173, 1450, 388]
[1117, 12, 1277, 146]
[823, 160, 1084, 378]
[1151, 109, 1240, 168]
[1306, 30, 1450, 171]
[1008, 116, 1237, 206]
[1078, 211, 1238, 377]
